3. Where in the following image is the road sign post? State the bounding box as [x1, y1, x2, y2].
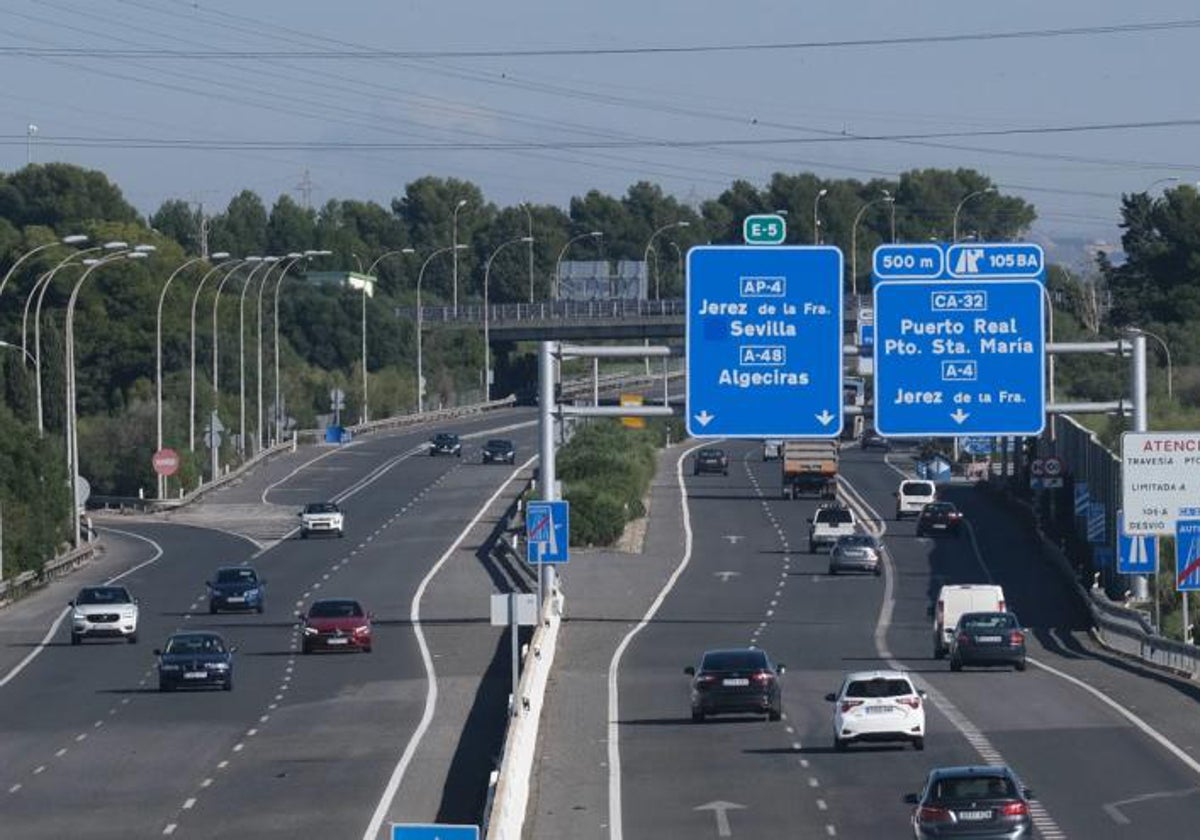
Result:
[527, 500, 569, 612]
[872, 243, 1045, 438]
[686, 245, 843, 438]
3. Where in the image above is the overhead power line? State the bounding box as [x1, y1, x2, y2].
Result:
[1, 18, 1197, 59]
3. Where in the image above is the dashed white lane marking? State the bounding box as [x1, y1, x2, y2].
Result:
[791, 741, 802, 751]
[163, 824, 177, 835]
[217, 760, 229, 769]
[93, 720, 103, 728]
[183, 798, 196, 810]
[246, 729, 258, 737]
[54, 748, 67, 758]
[9, 784, 21, 794]
[232, 743, 244, 752]
[74, 733, 86, 742]
[816, 799, 827, 811]
[121, 698, 130, 704]
[800, 759, 810, 768]
[259, 715, 269, 723]
[33, 766, 44, 775]
[808, 777, 820, 788]
[200, 778, 213, 788]
[825, 825, 837, 836]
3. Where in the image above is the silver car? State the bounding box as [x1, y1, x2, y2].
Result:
[829, 534, 883, 576]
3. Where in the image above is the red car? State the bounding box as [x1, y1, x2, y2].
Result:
[300, 598, 373, 654]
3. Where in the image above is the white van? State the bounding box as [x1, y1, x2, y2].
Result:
[895, 479, 937, 519]
[762, 439, 784, 461]
[932, 584, 1006, 658]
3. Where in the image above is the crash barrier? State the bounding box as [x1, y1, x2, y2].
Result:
[0, 543, 97, 608]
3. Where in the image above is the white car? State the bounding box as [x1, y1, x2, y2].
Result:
[299, 501, 345, 538]
[808, 503, 857, 553]
[894, 479, 936, 519]
[70, 585, 139, 645]
[826, 670, 926, 751]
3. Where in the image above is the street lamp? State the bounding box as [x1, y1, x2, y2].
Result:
[882, 189, 896, 243]
[156, 255, 208, 499]
[521, 202, 535, 303]
[1144, 176, 1180, 194]
[667, 241, 684, 298]
[0, 339, 35, 365]
[264, 253, 304, 448]
[483, 235, 534, 402]
[0, 233, 88, 304]
[359, 249, 411, 424]
[186, 253, 234, 451]
[1138, 328, 1175, 400]
[813, 188, 828, 244]
[952, 187, 997, 243]
[643, 221, 689, 300]
[366, 248, 415, 277]
[850, 192, 892, 297]
[415, 244, 467, 413]
[65, 249, 149, 544]
[553, 231, 603, 300]
[239, 257, 277, 455]
[209, 259, 252, 467]
[452, 198, 469, 314]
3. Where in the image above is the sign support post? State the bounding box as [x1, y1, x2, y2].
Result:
[1129, 331, 1150, 602]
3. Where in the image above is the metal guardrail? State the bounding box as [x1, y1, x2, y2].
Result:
[0, 543, 97, 606]
[395, 298, 687, 325]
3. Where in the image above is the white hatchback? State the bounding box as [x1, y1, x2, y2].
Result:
[827, 670, 926, 751]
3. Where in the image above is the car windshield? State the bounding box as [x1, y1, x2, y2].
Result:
[925, 503, 956, 514]
[844, 677, 915, 698]
[308, 600, 364, 618]
[76, 587, 132, 605]
[903, 482, 935, 497]
[434, 434, 457, 443]
[959, 613, 1017, 631]
[215, 568, 257, 584]
[931, 775, 1017, 802]
[701, 650, 768, 671]
[837, 535, 876, 549]
[699, 449, 724, 458]
[305, 502, 338, 514]
[817, 509, 854, 525]
[487, 440, 511, 449]
[165, 635, 226, 655]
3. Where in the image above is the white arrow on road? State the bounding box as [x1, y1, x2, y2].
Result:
[815, 409, 835, 426]
[950, 408, 970, 424]
[694, 410, 715, 427]
[714, 571, 741, 582]
[695, 800, 746, 837]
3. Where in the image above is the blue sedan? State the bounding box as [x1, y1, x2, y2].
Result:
[207, 566, 266, 614]
[156, 632, 235, 692]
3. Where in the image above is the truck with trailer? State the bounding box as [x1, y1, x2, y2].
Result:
[781, 440, 839, 500]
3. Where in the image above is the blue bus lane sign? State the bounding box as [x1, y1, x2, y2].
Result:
[873, 279, 1045, 436]
[686, 246, 843, 438]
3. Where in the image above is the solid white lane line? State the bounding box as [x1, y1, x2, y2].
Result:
[360, 455, 537, 840]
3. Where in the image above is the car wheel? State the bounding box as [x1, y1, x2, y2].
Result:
[362, 645, 372, 654]
[691, 708, 705, 723]
[255, 602, 265, 614]
[874, 567, 882, 578]
[1015, 658, 1027, 672]
[933, 644, 945, 660]
[912, 737, 925, 751]
[950, 658, 963, 672]
[768, 706, 782, 722]
[834, 736, 847, 752]
[808, 541, 816, 554]
[159, 680, 172, 693]
[828, 566, 837, 576]
[338, 529, 345, 539]
[70, 632, 81, 646]
[127, 633, 138, 645]
[223, 678, 233, 692]
[209, 601, 218, 615]
[301, 530, 309, 540]
[302, 642, 313, 655]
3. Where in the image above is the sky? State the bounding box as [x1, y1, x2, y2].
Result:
[2, 0, 1198, 244]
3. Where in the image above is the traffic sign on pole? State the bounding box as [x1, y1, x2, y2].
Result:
[526, 500, 569, 564]
[1117, 511, 1158, 575]
[945, 243, 1044, 279]
[742, 213, 787, 245]
[873, 279, 1045, 436]
[686, 245, 843, 438]
[152, 448, 180, 477]
[1175, 519, 1200, 592]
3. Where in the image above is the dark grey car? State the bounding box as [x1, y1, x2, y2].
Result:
[907, 765, 1034, 839]
[686, 648, 784, 722]
[829, 534, 884, 576]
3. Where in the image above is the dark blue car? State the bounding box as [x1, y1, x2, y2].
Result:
[156, 631, 235, 692]
[207, 566, 266, 614]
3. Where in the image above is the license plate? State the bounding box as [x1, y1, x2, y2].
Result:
[326, 637, 349, 645]
[956, 810, 993, 821]
[978, 635, 1003, 643]
[722, 678, 749, 687]
[932, 523, 947, 529]
[184, 671, 207, 680]
[226, 596, 244, 603]
[866, 705, 893, 714]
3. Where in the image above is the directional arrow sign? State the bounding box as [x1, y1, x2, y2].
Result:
[686, 245, 843, 438]
[873, 278, 1045, 436]
[695, 800, 745, 837]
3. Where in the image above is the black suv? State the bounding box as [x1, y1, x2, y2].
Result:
[860, 430, 891, 451]
[430, 432, 462, 457]
[482, 438, 516, 464]
[916, 501, 964, 537]
[693, 448, 729, 476]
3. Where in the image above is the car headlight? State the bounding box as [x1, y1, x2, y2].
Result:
[353, 625, 370, 635]
[204, 662, 229, 670]
[72, 611, 85, 622]
[303, 626, 319, 636]
[244, 588, 260, 598]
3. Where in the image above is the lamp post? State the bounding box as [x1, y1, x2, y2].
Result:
[553, 231, 603, 300]
[1138, 328, 1174, 400]
[360, 248, 412, 423]
[952, 187, 997, 243]
[416, 244, 466, 414]
[483, 235, 534, 402]
[276, 251, 332, 440]
[452, 198, 469, 314]
[521, 202, 535, 303]
[239, 257, 277, 455]
[0, 234, 88, 304]
[210, 260, 251, 430]
[642, 221, 689, 300]
[812, 188, 828, 244]
[850, 192, 892, 298]
[186, 254, 234, 451]
[0, 339, 35, 365]
[66, 249, 149, 544]
[883, 189, 896, 243]
[667, 241, 683, 298]
[264, 253, 304, 448]
[156, 255, 209, 499]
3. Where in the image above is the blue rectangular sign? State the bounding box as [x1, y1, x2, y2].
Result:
[945, 243, 1044, 279]
[392, 825, 479, 840]
[526, 500, 569, 564]
[873, 244, 944, 280]
[859, 323, 874, 348]
[1117, 510, 1158, 574]
[1175, 519, 1200, 592]
[686, 246, 843, 437]
[872, 279, 1045, 436]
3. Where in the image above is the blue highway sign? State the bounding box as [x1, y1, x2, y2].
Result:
[858, 323, 874, 348]
[392, 824, 479, 840]
[873, 279, 1045, 436]
[1175, 519, 1200, 592]
[873, 244, 944, 280]
[946, 243, 1044, 279]
[686, 245, 843, 437]
[1117, 510, 1158, 574]
[526, 500, 570, 565]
